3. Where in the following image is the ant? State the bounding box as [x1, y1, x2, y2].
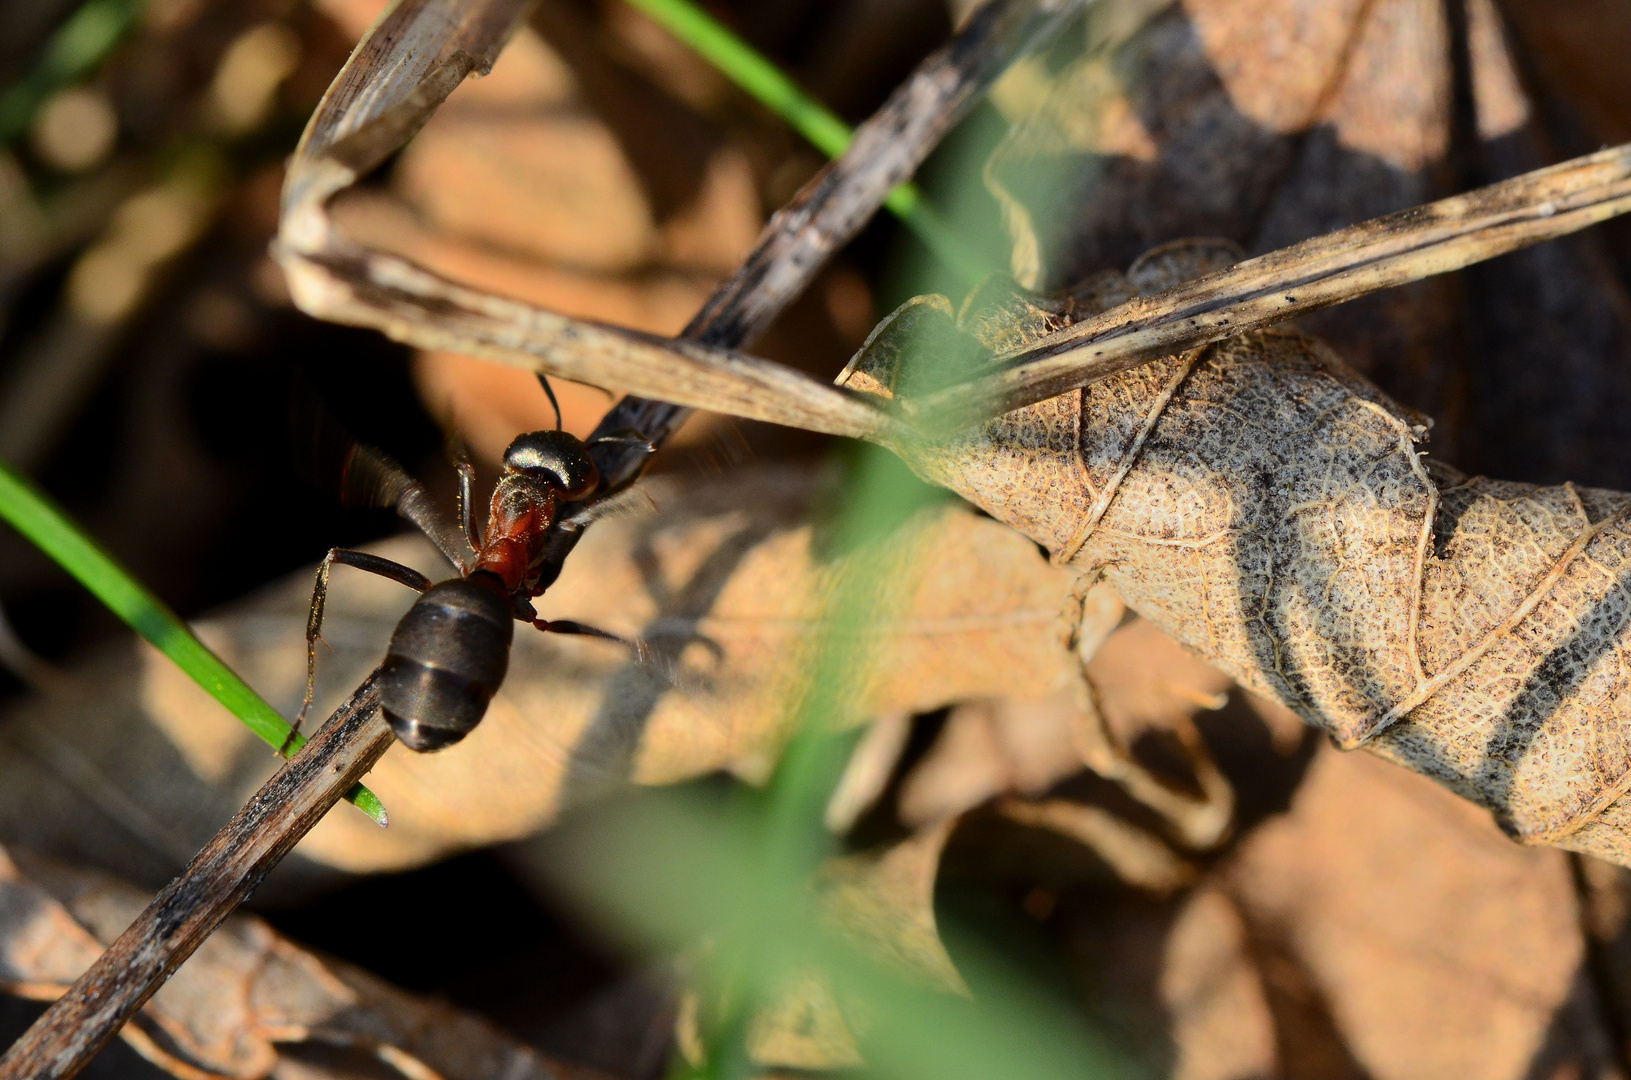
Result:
[292, 375, 651, 752]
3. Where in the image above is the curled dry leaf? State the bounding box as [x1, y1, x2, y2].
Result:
[0, 843, 605, 1080]
[0, 467, 1095, 886]
[844, 233, 1631, 863]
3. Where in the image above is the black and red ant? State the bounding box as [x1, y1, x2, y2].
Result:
[293, 376, 650, 751]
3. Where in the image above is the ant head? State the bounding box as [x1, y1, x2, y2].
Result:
[502, 430, 599, 499]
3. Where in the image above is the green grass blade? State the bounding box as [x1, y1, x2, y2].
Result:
[0, 0, 140, 144]
[623, 0, 987, 284]
[0, 458, 386, 824]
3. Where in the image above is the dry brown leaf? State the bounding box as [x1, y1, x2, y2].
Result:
[740, 970, 863, 1071]
[1158, 883, 1277, 1080]
[0, 843, 606, 1079]
[1223, 747, 1619, 1080]
[845, 226, 1631, 863]
[816, 822, 967, 995]
[1047, 739, 1622, 1077]
[314, 4, 780, 458]
[0, 466, 1088, 887]
[897, 691, 1092, 827]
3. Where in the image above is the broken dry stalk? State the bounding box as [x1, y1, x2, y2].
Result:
[0, 675, 388, 1080]
[275, 0, 1096, 453]
[914, 142, 1631, 429]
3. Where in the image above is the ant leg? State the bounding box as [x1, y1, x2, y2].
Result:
[533, 618, 649, 664]
[287, 549, 432, 755]
[452, 449, 482, 555]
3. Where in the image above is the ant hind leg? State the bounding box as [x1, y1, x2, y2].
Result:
[533, 618, 649, 665]
[286, 549, 433, 755]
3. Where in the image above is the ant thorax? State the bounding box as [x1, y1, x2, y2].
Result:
[475, 471, 560, 593]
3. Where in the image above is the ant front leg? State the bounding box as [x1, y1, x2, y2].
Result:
[288, 548, 433, 755]
[452, 450, 482, 556]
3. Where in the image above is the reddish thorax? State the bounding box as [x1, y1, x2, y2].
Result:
[472, 475, 557, 594]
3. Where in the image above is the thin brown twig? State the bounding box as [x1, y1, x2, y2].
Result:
[911, 142, 1631, 429]
[538, 0, 1093, 585]
[0, 1, 1062, 1074]
[582, 0, 1095, 469]
[0, 674, 388, 1079]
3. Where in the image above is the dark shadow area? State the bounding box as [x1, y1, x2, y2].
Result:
[263, 847, 659, 1073]
[265, 849, 615, 999]
[1193, 696, 1324, 840]
[936, 864, 1171, 1080]
[1230, 909, 1375, 1080]
[0, 996, 171, 1079]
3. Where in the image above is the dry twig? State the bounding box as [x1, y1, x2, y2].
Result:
[915, 144, 1631, 428]
[582, 0, 1094, 480]
[0, 675, 388, 1079]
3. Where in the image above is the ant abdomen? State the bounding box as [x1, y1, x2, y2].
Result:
[378, 579, 514, 751]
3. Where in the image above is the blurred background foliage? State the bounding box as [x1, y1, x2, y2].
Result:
[4, 0, 1631, 1078]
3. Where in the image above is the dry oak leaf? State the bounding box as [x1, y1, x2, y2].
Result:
[1223, 746, 1619, 1080]
[845, 245, 1631, 864]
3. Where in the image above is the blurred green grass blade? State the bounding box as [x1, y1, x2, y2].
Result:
[0, 0, 140, 144]
[551, 445, 1122, 1078]
[556, 789, 1123, 1080]
[623, 0, 986, 284]
[0, 458, 386, 824]
[624, 0, 851, 157]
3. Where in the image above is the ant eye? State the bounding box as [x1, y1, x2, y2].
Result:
[502, 430, 599, 498]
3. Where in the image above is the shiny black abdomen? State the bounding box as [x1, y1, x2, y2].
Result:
[379, 579, 514, 751]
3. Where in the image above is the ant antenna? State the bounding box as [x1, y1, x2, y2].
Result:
[537, 373, 563, 432]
